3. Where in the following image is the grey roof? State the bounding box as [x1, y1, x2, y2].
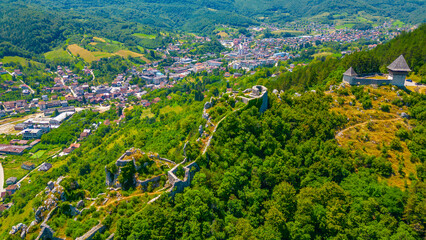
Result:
[343, 67, 357, 76]
[387, 55, 411, 72]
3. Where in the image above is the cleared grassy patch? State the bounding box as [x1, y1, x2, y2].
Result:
[160, 105, 184, 115]
[115, 50, 150, 63]
[141, 108, 155, 119]
[406, 85, 426, 94]
[392, 20, 404, 28]
[44, 49, 73, 61]
[335, 23, 355, 30]
[272, 29, 304, 35]
[313, 52, 333, 58]
[93, 37, 106, 42]
[133, 33, 156, 39]
[0, 56, 42, 68]
[329, 85, 419, 188]
[31, 150, 46, 159]
[67, 44, 112, 63]
[3, 166, 28, 183]
[216, 32, 229, 38]
[337, 119, 416, 189]
[1, 56, 27, 66]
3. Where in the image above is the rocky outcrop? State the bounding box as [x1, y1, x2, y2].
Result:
[9, 223, 26, 235]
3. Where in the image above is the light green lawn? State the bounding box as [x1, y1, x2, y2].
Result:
[44, 49, 73, 61]
[133, 33, 156, 39]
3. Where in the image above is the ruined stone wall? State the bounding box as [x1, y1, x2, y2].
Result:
[168, 160, 200, 198]
[105, 166, 119, 187]
[259, 90, 268, 113]
[351, 77, 392, 85]
[75, 224, 106, 240]
[136, 174, 164, 191]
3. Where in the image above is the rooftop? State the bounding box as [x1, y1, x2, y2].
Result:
[343, 67, 358, 76]
[387, 55, 411, 72]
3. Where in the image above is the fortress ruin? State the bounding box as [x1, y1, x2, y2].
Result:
[343, 55, 411, 87]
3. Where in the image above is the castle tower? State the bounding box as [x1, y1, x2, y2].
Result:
[387, 55, 411, 87]
[343, 67, 358, 85]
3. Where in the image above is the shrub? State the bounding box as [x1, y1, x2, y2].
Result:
[390, 138, 403, 151]
[380, 104, 390, 112]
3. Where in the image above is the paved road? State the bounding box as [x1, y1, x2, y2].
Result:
[0, 162, 4, 194]
[17, 162, 45, 185]
[56, 72, 78, 97]
[5, 70, 35, 94]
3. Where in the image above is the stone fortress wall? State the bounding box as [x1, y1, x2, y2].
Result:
[343, 55, 411, 87]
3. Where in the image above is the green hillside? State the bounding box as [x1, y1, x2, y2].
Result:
[0, 22, 425, 240]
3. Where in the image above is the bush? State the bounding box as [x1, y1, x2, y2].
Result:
[390, 138, 403, 151]
[372, 157, 393, 177]
[380, 104, 390, 112]
[395, 128, 410, 140]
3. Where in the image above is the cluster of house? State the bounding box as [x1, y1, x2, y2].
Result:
[14, 111, 74, 140]
[59, 126, 95, 156]
[0, 162, 52, 201]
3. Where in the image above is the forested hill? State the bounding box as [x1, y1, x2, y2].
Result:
[5, 0, 426, 34]
[110, 23, 426, 240]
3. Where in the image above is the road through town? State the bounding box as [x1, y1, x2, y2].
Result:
[0, 162, 4, 194]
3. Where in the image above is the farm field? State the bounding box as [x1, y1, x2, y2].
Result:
[67, 44, 113, 63]
[133, 33, 156, 39]
[68, 44, 150, 63]
[44, 49, 73, 61]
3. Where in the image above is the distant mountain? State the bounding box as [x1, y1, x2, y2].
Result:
[25, 0, 426, 31]
[0, 0, 424, 54]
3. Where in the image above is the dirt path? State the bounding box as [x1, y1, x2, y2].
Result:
[97, 191, 162, 209]
[335, 117, 402, 139]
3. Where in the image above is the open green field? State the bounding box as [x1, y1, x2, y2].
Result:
[1, 56, 43, 68]
[160, 105, 184, 115]
[133, 33, 156, 39]
[44, 49, 73, 61]
[141, 108, 155, 118]
[0, 73, 12, 81]
[393, 20, 404, 28]
[31, 150, 46, 159]
[312, 52, 333, 58]
[335, 23, 356, 29]
[1, 56, 27, 66]
[272, 29, 304, 35]
[68, 44, 113, 63]
[3, 166, 28, 183]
